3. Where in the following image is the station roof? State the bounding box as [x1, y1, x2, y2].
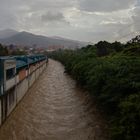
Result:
[0, 56, 15, 61]
[0, 54, 46, 69]
[16, 60, 28, 69]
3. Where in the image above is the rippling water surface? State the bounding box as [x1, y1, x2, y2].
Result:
[0, 60, 108, 140]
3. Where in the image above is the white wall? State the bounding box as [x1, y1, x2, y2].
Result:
[7, 89, 16, 116]
[43, 63, 46, 70]
[16, 75, 19, 84]
[16, 78, 28, 103]
[40, 66, 43, 74]
[28, 72, 36, 88]
[36, 69, 40, 80]
[5, 78, 16, 91]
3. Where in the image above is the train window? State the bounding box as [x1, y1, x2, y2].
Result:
[6, 68, 15, 80]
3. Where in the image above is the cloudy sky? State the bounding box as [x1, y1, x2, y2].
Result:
[0, 0, 140, 42]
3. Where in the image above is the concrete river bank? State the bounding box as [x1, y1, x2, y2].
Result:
[0, 59, 108, 140]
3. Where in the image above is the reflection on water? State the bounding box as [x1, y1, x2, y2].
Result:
[0, 60, 108, 140]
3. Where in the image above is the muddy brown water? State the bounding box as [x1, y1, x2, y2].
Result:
[0, 60, 108, 140]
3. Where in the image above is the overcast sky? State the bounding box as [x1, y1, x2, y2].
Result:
[0, 0, 140, 42]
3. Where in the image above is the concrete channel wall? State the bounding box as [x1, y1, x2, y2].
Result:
[16, 78, 28, 103]
[0, 55, 48, 126]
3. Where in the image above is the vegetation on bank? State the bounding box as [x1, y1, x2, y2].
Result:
[0, 43, 27, 56]
[0, 44, 9, 56]
[48, 36, 140, 140]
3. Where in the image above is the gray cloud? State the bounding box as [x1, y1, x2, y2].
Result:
[0, 0, 139, 42]
[41, 11, 66, 22]
[78, 0, 136, 12]
[132, 6, 140, 31]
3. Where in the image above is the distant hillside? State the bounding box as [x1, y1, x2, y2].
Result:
[0, 29, 87, 49]
[0, 29, 18, 39]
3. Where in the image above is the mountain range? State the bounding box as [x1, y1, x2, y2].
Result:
[0, 29, 87, 49]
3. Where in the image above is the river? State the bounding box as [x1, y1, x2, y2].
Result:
[0, 59, 108, 140]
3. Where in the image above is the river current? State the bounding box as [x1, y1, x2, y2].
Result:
[0, 60, 108, 140]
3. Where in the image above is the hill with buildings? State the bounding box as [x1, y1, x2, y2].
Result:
[0, 29, 87, 49]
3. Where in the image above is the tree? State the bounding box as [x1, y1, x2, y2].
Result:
[95, 41, 111, 57]
[0, 44, 8, 56]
